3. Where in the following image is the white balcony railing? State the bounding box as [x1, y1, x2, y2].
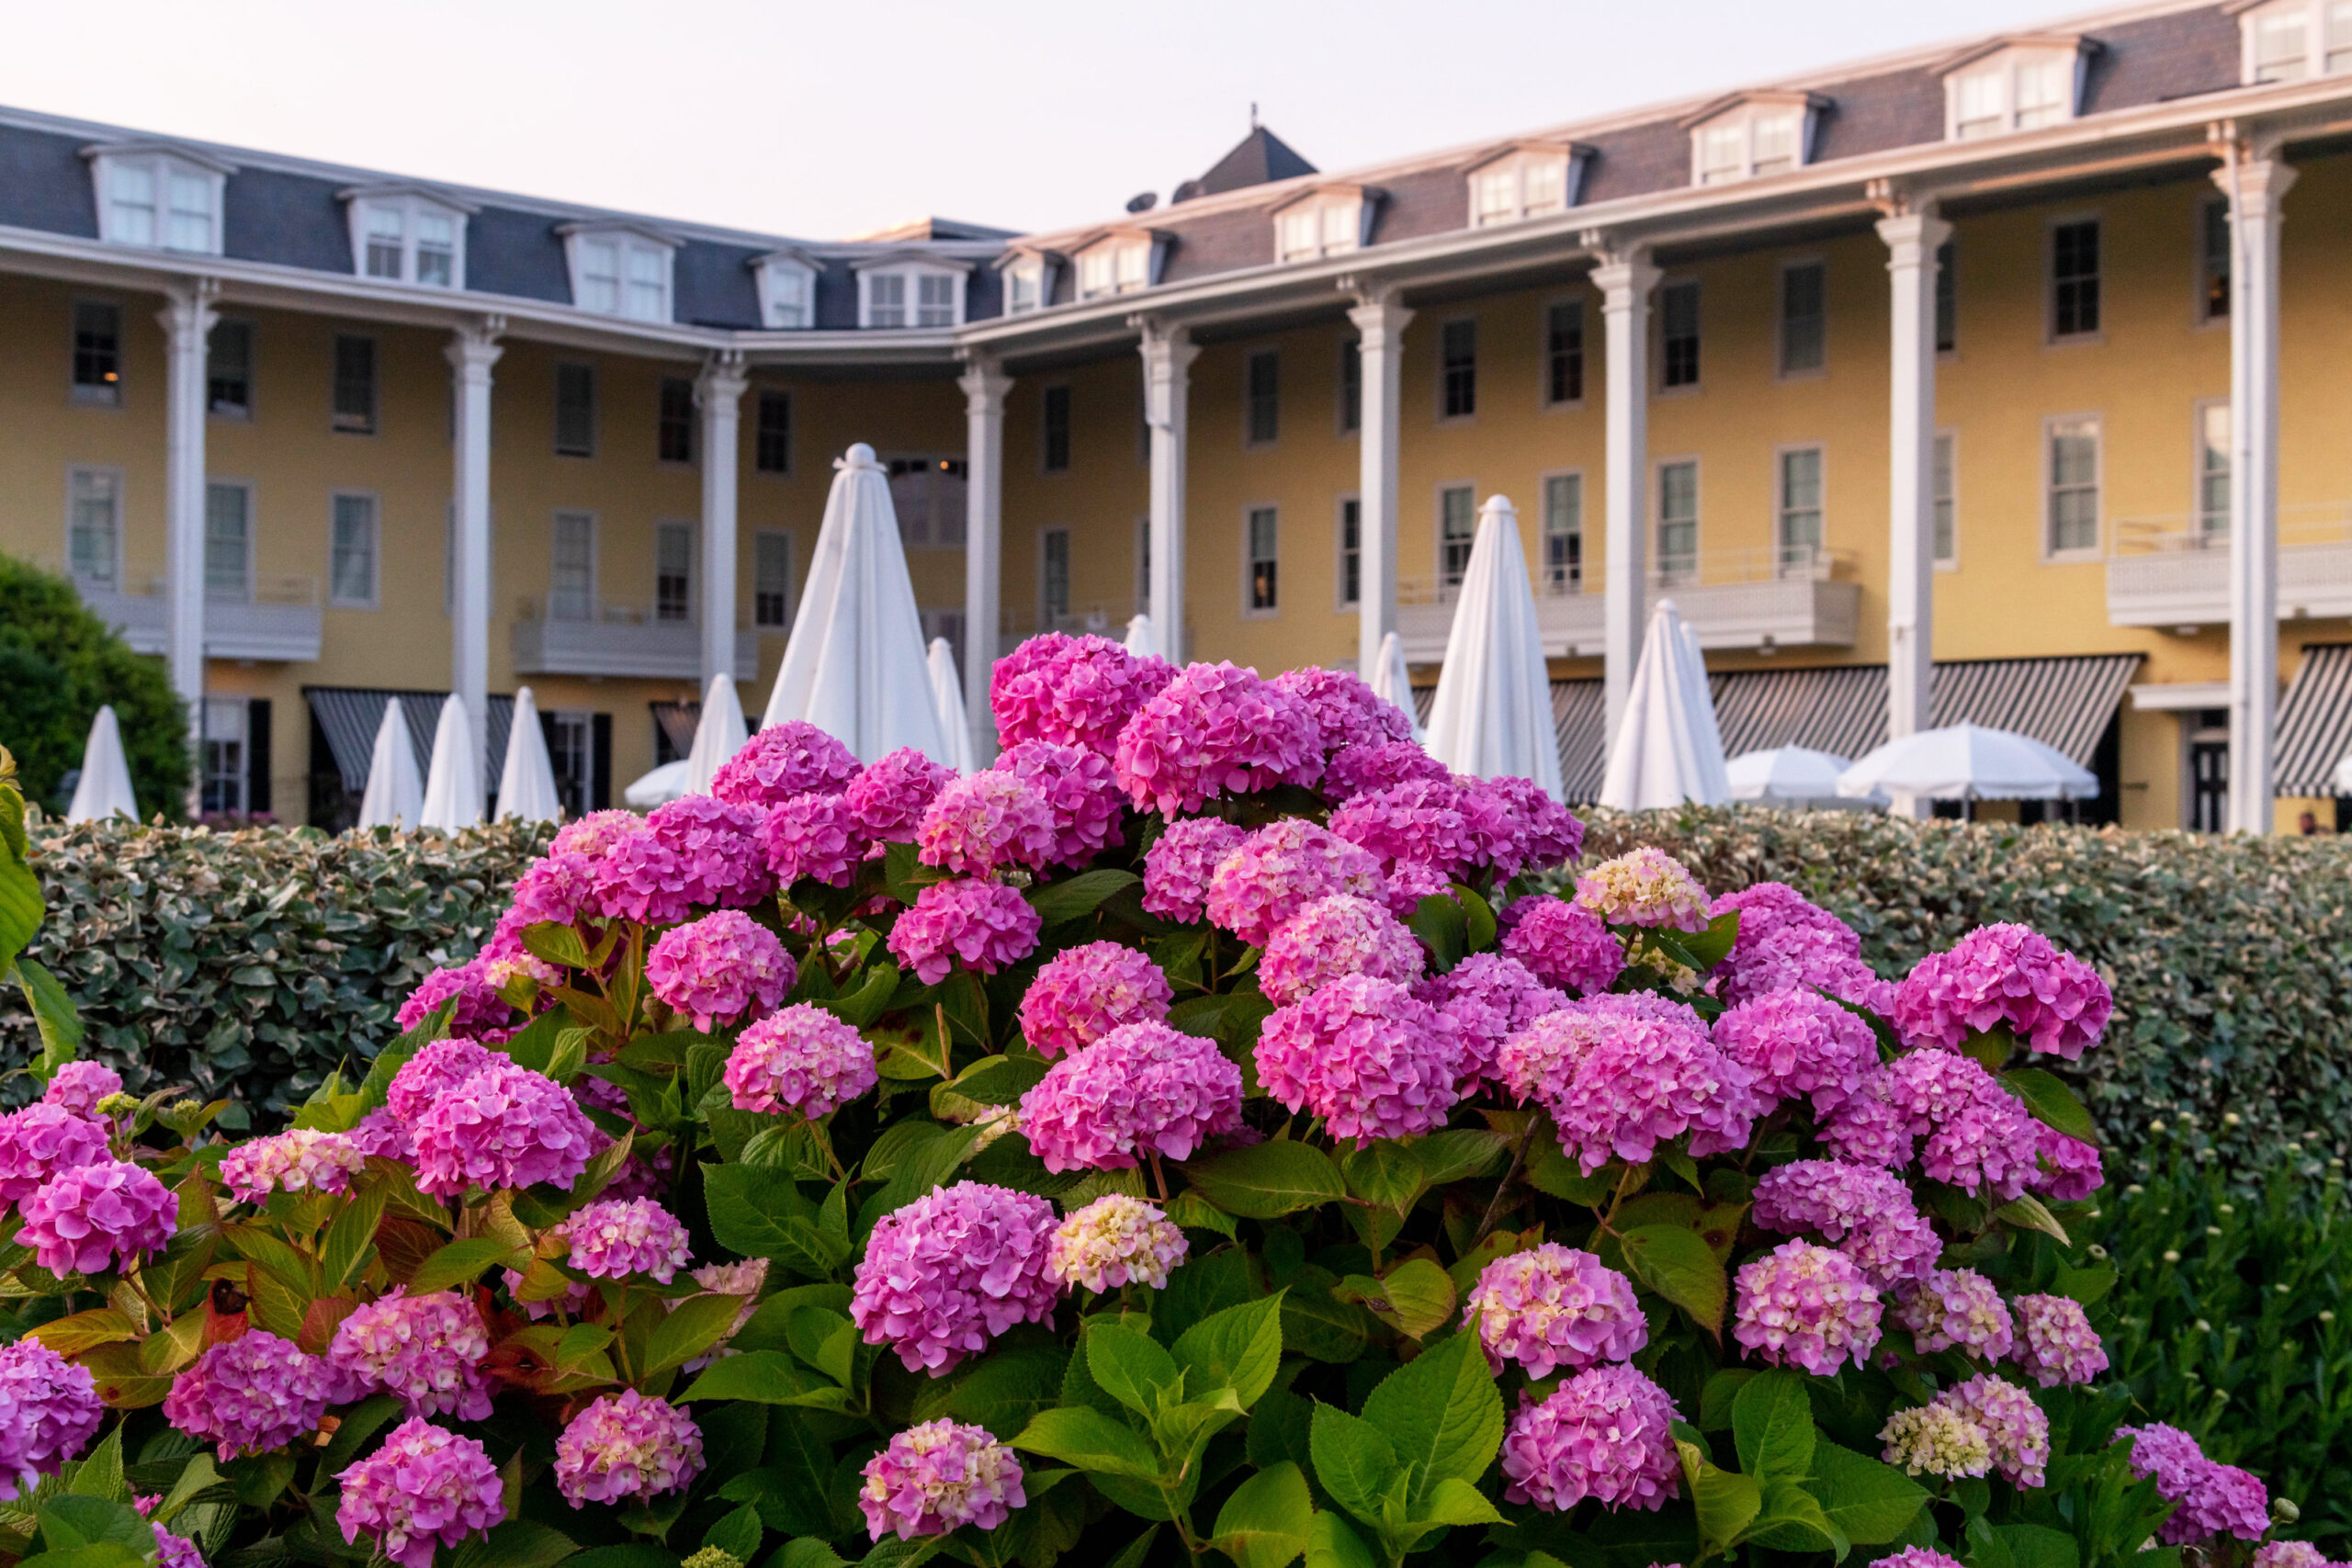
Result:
[512, 596, 759, 681]
[2106, 505, 2352, 627]
[73, 574, 323, 661]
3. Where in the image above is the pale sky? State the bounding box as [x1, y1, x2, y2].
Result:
[0, 0, 2070, 241]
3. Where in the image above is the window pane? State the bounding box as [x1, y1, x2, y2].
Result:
[1442, 320, 1476, 419]
[2256, 11, 2309, 79]
[655, 522, 694, 622]
[1338, 498, 1361, 608]
[1042, 528, 1071, 621]
[1750, 115, 1798, 174]
[1339, 339, 1362, 434]
[1524, 156, 1566, 214]
[1006, 264, 1037, 314]
[869, 272, 906, 327]
[579, 240, 620, 312]
[363, 204, 405, 278]
[1115, 243, 1148, 288]
[551, 513, 594, 620]
[1440, 486, 1476, 588]
[1043, 385, 1072, 471]
[69, 468, 119, 589]
[1778, 448, 1823, 564]
[626, 246, 667, 320]
[1657, 461, 1699, 581]
[1247, 507, 1278, 611]
[333, 336, 377, 433]
[208, 320, 252, 416]
[1321, 198, 1356, 251]
[658, 378, 695, 463]
[1475, 168, 1517, 224]
[1932, 432, 1957, 563]
[2201, 198, 2231, 321]
[2052, 220, 2099, 337]
[1546, 301, 1584, 403]
[1699, 123, 1746, 183]
[2328, 0, 2352, 67]
[755, 389, 792, 474]
[1280, 207, 1319, 257]
[331, 493, 378, 605]
[205, 483, 250, 601]
[108, 164, 155, 244]
[201, 697, 247, 816]
[1662, 280, 1702, 388]
[1955, 71, 2005, 136]
[415, 211, 456, 288]
[74, 301, 122, 401]
[916, 272, 956, 327]
[2198, 402, 2232, 538]
[1780, 262, 1826, 374]
[1246, 351, 1279, 445]
[2047, 419, 2100, 553]
[1542, 473, 1582, 592]
[166, 171, 213, 252]
[754, 531, 794, 626]
[2015, 57, 2068, 126]
[1934, 239, 1957, 354]
[555, 364, 596, 457]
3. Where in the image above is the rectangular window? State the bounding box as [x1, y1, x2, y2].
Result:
[626, 246, 668, 321]
[655, 520, 695, 622]
[888, 457, 967, 547]
[107, 165, 156, 247]
[547, 711, 594, 818]
[2046, 416, 2101, 555]
[1657, 460, 1699, 582]
[1779, 262, 1826, 376]
[415, 210, 457, 288]
[550, 512, 595, 621]
[754, 530, 794, 627]
[200, 697, 247, 817]
[329, 492, 379, 607]
[1751, 114, 1799, 176]
[555, 363, 596, 457]
[658, 377, 695, 463]
[332, 335, 377, 434]
[1954, 70, 2006, 139]
[2254, 9, 2310, 81]
[1245, 350, 1279, 446]
[1136, 514, 1152, 607]
[67, 467, 120, 590]
[167, 171, 214, 254]
[1934, 240, 1957, 354]
[1339, 338, 1362, 434]
[204, 481, 252, 602]
[1246, 506, 1279, 613]
[2014, 57, 2069, 129]
[1541, 472, 1583, 592]
[2329, 0, 2352, 72]
[577, 240, 621, 314]
[72, 302, 122, 405]
[1544, 300, 1585, 405]
[754, 389, 792, 474]
[2199, 197, 2230, 323]
[208, 320, 252, 418]
[915, 273, 957, 328]
[1337, 496, 1361, 609]
[1698, 124, 1747, 186]
[1041, 526, 1071, 624]
[1661, 280, 1702, 389]
[1042, 385, 1072, 472]
[1439, 485, 1476, 590]
[1933, 431, 1957, 565]
[2051, 220, 2100, 339]
[867, 273, 906, 329]
[364, 204, 403, 279]
[2197, 401, 2231, 540]
[1441, 320, 1476, 419]
[1776, 446, 1824, 569]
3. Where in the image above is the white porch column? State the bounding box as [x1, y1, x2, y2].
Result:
[1590, 245, 1659, 744]
[1138, 317, 1198, 662]
[959, 355, 1012, 761]
[2219, 150, 2296, 834]
[1348, 286, 1414, 678]
[696, 351, 750, 692]
[446, 320, 503, 783]
[158, 279, 217, 799]
[1878, 204, 1952, 813]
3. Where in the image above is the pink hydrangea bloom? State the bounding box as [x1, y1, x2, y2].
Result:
[1000, 739, 1127, 868]
[395, 961, 513, 1038]
[1271, 666, 1413, 758]
[504, 850, 598, 931]
[991, 633, 1175, 756]
[1887, 1049, 2041, 1201]
[643, 795, 774, 910]
[19, 1157, 175, 1276]
[888, 879, 1042, 985]
[1204, 818, 1383, 947]
[409, 1060, 599, 1197]
[564, 1198, 692, 1282]
[347, 1108, 413, 1163]
[1499, 897, 1625, 998]
[1878, 1552, 1967, 1568]
[1329, 778, 1476, 882]
[2254, 1546, 2341, 1568]
[725, 1004, 877, 1117]
[335, 1418, 504, 1568]
[1113, 660, 1323, 814]
[2013, 1292, 2108, 1386]
[1018, 942, 1173, 1060]
[1499, 1365, 1682, 1512]
[1046, 1195, 1188, 1293]
[1940, 1373, 2050, 1487]
[708, 720, 860, 807]
[917, 770, 1058, 875]
[846, 748, 957, 844]
[1256, 976, 1464, 1146]
[1260, 895, 1425, 1007]
[1890, 1269, 2015, 1360]
[1140, 818, 1249, 922]
[0, 1340, 103, 1499]
[1459, 776, 1584, 878]
[1020, 1021, 1243, 1172]
[1709, 884, 1859, 999]
[1880, 1402, 1993, 1481]
[0, 1104, 111, 1204]
[386, 1037, 501, 1127]
[164, 1331, 334, 1460]
[1750, 1159, 1939, 1285]
[1713, 989, 1882, 1119]
[1894, 922, 2112, 1061]
[2119, 1424, 2271, 1543]
[42, 1062, 122, 1118]
[221, 1128, 367, 1204]
[1574, 847, 1711, 931]
[859, 1419, 1027, 1542]
[1323, 739, 1451, 802]
[591, 823, 695, 925]
[1466, 1244, 1647, 1378]
[1379, 859, 1454, 921]
[552, 809, 640, 862]
[2033, 1123, 2105, 1201]
[645, 910, 795, 1032]
[1505, 995, 1761, 1175]
[760, 792, 866, 887]
[850, 1181, 1062, 1374]
[1816, 1068, 1917, 1168]
[1732, 1240, 1883, 1375]
[553, 1391, 704, 1507]
[328, 1290, 494, 1421]
[1414, 953, 1566, 1097]
[1725, 921, 1896, 1015]
[148, 1517, 202, 1568]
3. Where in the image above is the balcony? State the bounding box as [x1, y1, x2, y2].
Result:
[74, 575, 323, 661]
[512, 597, 759, 682]
[995, 598, 1146, 658]
[2106, 507, 2352, 629]
[1396, 546, 1860, 662]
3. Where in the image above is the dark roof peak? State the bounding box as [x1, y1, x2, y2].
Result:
[1176, 122, 1317, 203]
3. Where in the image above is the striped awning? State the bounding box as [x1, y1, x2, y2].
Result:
[1703, 654, 2140, 768]
[651, 701, 701, 760]
[305, 687, 515, 793]
[1554, 679, 1607, 804]
[2275, 644, 2352, 795]
[1712, 665, 1888, 761]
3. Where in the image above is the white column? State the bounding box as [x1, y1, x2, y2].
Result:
[696, 351, 750, 692]
[1591, 246, 1659, 744]
[1349, 287, 1414, 678]
[2218, 152, 2296, 834]
[1138, 318, 1199, 662]
[959, 355, 1012, 761]
[158, 279, 217, 800]
[1878, 206, 1952, 813]
[446, 321, 503, 783]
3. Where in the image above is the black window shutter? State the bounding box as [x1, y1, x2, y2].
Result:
[247, 698, 273, 817]
[591, 714, 612, 811]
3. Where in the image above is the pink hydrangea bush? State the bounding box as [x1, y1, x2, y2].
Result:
[645, 909, 795, 1031]
[1018, 1021, 1243, 1171]
[1017, 942, 1173, 1058]
[336, 1418, 505, 1568]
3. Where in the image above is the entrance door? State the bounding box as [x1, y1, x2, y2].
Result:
[2188, 712, 2228, 832]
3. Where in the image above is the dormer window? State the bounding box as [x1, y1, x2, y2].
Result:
[560, 223, 678, 321]
[1073, 233, 1163, 299]
[1682, 95, 1821, 186]
[1271, 187, 1370, 262]
[853, 255, 971, 328]
[2233, 0, 2352, 83]
[1940, 37, 2094, 139]
[341, 186, 471, 288]
[85, 143, 232, 254]
[1000, 251, 1059, 314]
[1464, 144, 1586, 227]
[752, 251, 818, 329]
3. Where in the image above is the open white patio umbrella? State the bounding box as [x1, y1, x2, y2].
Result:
[1123, 614, 1161, 660]
[64, 705, 139, 823]
[1599, 599, 1731, 810]
[1424, 495, 1563, 799]
[760, 444, 949, 765]
[682, 673, 750, 797]
[1837, 723, 2098, 802]
[626, 761, 690, 809]
[1369, 630, 1428, 746]
[927, 638, 977, 774]
[2335, 747, 2352, 795]
[417, 694, 485, 831]
[356, 697, 424, 830]
[1727, 745, 1883, 809]
[495, 686, 563, 823]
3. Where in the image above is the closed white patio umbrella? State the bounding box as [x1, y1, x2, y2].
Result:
[64, 705, 139, 823]
[356, 697, 424, 830]
[1727, 745, 1883, 809]
[417, 694, 485, 831]
[1837, 723, 2098, 803]
[760, 444, 950, 765]
[1424, 496, 1562, 798]
[495, 686, 564, 823]
[1599, 599, 1732, 810]
[1123, 613, 1161, 660]
[682, 673, 750, 797]
[1368, 629, 1428, 746]
[626, 760, 690, 809]
[927, 638, 977, 774]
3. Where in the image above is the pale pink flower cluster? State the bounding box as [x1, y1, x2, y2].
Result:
[1500, 995, 1760, 1175]
[850, 1181, 1062, 1373]
[1498, 897, 1625, 998]
[1113, 660, 1323, 814]
[2013, 1292, 2108, 1386]
[707, 720, 860, 808]
[1894, 922, 2112, 1061]
[917, 770, 1057, 875]
[1574, 847, 1711, 931]
[564, 1198, 693, 1282]
[328, 1289, 494, 1420]
[1414, 953, 1566, 1096]
[164, 1331, 334, 1459]
[1046, 1195, 1189, 1293]
[1732, 1240, 1883, 1375]
[1749, 1159, 1939, 1285]
[845, 748, 956, 843]
[2254, 1545, 2346, 1568]
[1890, 1269, 2015, 1360]
[1140, 818, 1247, 922]
[385, 1037, 499, 1126]
[1260, 894, 1426, 1006]
[335, 1418, 505, 1568]
[859, 1418, 1027, 1542]
[1019, 1021, 1243, 1171]
[725, 1004, 877, 1117]
[645, 910, 796, 1032]
[553, 1390, 705, 1506]
[1499, 1365, 1682, 1513]
[18, 1156, 175, 1276]
[1711, 989, 1881, 1118]
[1879, 1401, 1992, 1480]
[1940, 1373, 2051, 1487]
[408, 1060, 599, 1198]
[1465, 1245, 1647, 1378]
[221, 1128, 368, 1204]
[999, 740, 1127, 867]
[1204, 819, 1383, 948]
[1018, 942, 1173, 1059]
[2118, 1423, 2271, 1543]
[1256, 976, 1463, 1146]
[760, 793, 865, 887]
[990, 633, 1175, 756]
[888, 879, 1042, 984]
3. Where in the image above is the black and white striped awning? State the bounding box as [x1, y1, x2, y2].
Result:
[650, 701, 701, 760]
[1702, 655, 2140, 767]
[1554, 680, 1607, 804]
[2275, 644, 2352, 795]
[1711, 665, 1889, 761]
[304, 687, 515, 793]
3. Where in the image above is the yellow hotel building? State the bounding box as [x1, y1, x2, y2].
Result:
[6, 0, 2351, 832]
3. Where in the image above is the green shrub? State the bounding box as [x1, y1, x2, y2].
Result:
[0, 554, 190, 818]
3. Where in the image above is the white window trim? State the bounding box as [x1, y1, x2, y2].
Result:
[1536, 467, 1586, 594]
[1437, 317, 1478, 425]
[1071, 231, 1167, 301]
[1334, 491, 1363, 612]
[1772, 442, 1828, 568]
[1539, 295, 1587, 412]
[1775, 256, 1829, 381]
[1463, 144, 1588, 228]
[2041, 412, 2105, 562]
[2045, 210, 2105, 346]
[558, 222, 681, 323]
[548, 510, 600, 622]
[1038, 524, 1074, 626]
[64, 463, 127, 592]
[2192, 397, 2233, 537]
[998, 250, 1061, 316]
[751, 249, 820, 331]
[2233, 0, 2351, 84]
[654, 518, 698, 623]
[1681, 95, 1820, 186]
[208, 317, 255, 421]
[1653, 455, 1702, 584]
[69, 298, 125, 409]
[1939, 40, 2091, 141]
[327, 488, 382, 610]
[204, 477, 258, 604]
[1241, 503, 1281, 619]
[83, 141, 232, 255]
[1934, 427, 1961, 571]
[1434, 479, 1479, 589]
[1657, 276, 1703, 396]
[339, 185, 473, 290]
[2195, 192, 2231, 329]
[752, 527, 797, 628]
[851, 252, 973, 330]
[1270, 186, 1374, 263]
